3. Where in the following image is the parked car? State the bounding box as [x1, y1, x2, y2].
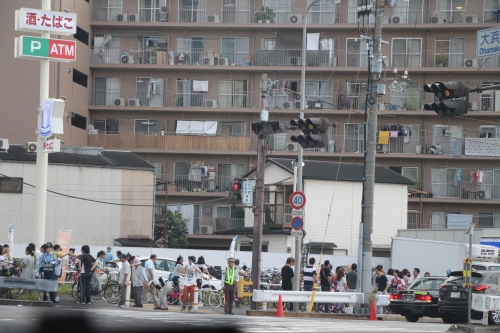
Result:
[438, 270, 500, 325]
[389, 277, 446, 322]
[472, 262, 500, 271]
[106, 256, 222, 290]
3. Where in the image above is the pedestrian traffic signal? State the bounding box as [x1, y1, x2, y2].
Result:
[290, 117, 330, 148]
[229, 179, 243, 204]
[423, 81, 469, 117]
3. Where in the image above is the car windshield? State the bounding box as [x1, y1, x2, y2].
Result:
[409, 278, 445, 291]
[445, 273, 484, 285]
[488, 266, 500, 271]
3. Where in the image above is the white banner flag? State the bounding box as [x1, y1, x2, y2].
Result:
[227, 236, 237, 259]
[7, 224, 14, 258]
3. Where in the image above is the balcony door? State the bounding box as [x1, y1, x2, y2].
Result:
[177, 36, 205, 65]
[433, 125, 463, 155]
[305, 80, 333, 110]
[480, 81, 500, 111]
[217, 163, 244, 191]
[220, 80, 248, 108]
[136, 78, 164, 107]
[392, 39, 421, 68]
[221, 37, 249, 66]
[95, 0, 122, 21]
[263, 0, 290, 23]
[431, 168, 460, 198]
[344, 123, 364, 153]
[176, 79, 204, 107]
[307, 0, 335, 24]
[436, 38, 464, 67]
[346, 38, 369, 67]
[437, 0, 466, 23]
[222, 0, 250, 23]
[392, 0, 423, 24]
[94, 77, 120, 106]
[93, 35, 121, 63]
[139, 0, 166, 22]
[348, 0, 374, 23]
[134, 119, 162, 134]
[179, 0, 206, 22]
[346, 81, 368, 110]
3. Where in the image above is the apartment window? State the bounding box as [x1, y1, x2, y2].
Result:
[134, 119, 162, 134]
[179, 0, 206, 23]
[222, 0, 250, 23]
[93, 35, 122, 64]
[346, 81, 368, 110]
[346, 38, 369, 67]
[435, 38, 464, 67]
[431, 168, 460, 198]
[430, 211, 459, 229]
[93, 119, 118, 133]
[71, 113, 87, 130]
[475, 169, 500, 200]
[433, 124, 463, 155]
[348, 0, 374, 24]
[177, 36, 204, 64]
[94, 0, 123, 21]
[478, 213, 494, 228]
[218, 121, 246, 136]
[389, 81, 420, 110]
[305, 80, 333, 110]
[74, 27, 89, 45]
[94, 77, 120, 106]
[307, 0, 335, 24]
[0, 177, 23, 193]
[73, 69, 88, 87]
[139, 0, 166, 22]
[221, 37, 249, 65]
[174, 162, 189, 183]
[485, 0, 500, 23]
[437, 0, 466, 23]
[263, 0, 290, 23]
[391, 0, 423, 24]
[220, 80, 248, 108]
[392, 39, 421, 68]
[218, 163, 244, 191]
[344, 123, 365, 153]
[479, 125, 500, 138]
[148, 160, 163, 178]
[136, 78, 164, 107]
[480, 81, 500, 111]
[176, 79, 204, 107]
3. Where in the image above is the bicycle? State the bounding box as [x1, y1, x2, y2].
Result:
[71, 268, 120, 304]
[0, 260, 25, 299]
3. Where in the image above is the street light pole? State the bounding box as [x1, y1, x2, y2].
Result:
[33, 0, 51, 247]
[296, 0, 340, 313]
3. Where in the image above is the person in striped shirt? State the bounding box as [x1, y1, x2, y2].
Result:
[301, 257, 317, 311]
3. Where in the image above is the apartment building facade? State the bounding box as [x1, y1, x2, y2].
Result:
[3, 0, 500, 247]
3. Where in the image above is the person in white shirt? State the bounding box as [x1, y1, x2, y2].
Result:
[179, 256, 202, 312]
[145, 254, 158, 307]
[149, 277, 171, 310]
[408, 267, 420, 286]
[117, 254, 131, 308]
[132, 258, 148, 308]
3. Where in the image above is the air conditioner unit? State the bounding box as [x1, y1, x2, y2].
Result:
[431, 15, 446, 23]
[218, 58, 229, 66]
[466, 15, 478, 23]
[286, 142, 298, 152]
[202, 57, 215, 65]
[282, 101, 294, 109]
[376, 144, 388, 153]
[121, 55, 134, 64]
[391, 16, 401, 24]
[464, 59, 478, 67]
[290, 14, 302, 24]
[200, 226, 213, 235]
[478, 190, 485, 199]
[382, 16, 389, 24]
[289, 57, 301, 66]
[117, 13, 127, 22]
[128, 98, 140, 106]
[207, 14, 220, 23]
[205, 100, 218, 108]
[114, 98, 125, 106]
[0, 138, 9, 150]
[469, 101, 479, 111]
[27, 142, 37, 153]
[128, 13, 139, 22]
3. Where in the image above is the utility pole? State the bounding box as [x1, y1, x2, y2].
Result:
[33, 0, 52, 247]
[361, 0, 384, 296]
[250, 74, 268, 310]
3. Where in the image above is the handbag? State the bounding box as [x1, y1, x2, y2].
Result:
[168, 272, 174, 281]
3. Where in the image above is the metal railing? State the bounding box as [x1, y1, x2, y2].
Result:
[192, 217, 244, 235]
[409, 180, 500, 201]
[408, 213, 500, 230]
[155, 174, 233, 193]
[89, 47, 499, 69]
[92, 4, 500, 25]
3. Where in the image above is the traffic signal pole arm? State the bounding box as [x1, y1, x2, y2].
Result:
[469, 84, 500, 94]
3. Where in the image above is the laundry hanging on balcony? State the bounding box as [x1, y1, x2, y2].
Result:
[146, 81, 157, 99]
[378, 131, 390, 145]
[193, 80, 209, 92]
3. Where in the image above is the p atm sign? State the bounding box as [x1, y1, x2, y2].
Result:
[15, 35, 76, 62]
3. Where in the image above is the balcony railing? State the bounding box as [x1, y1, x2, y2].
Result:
[89, 47, 499, 69]
[409, 180, 500, 200]
[192, 218, 244, 235]
[156, 174, 234, 193]
[92, 4, 500, 25]
[407, 213, 500, 230]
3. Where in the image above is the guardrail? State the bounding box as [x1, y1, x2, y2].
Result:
[0, 277, 58, 292]
[252, 290, 363, 311]
[472, 294, 500, 325]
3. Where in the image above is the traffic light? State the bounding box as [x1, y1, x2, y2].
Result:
[423, 81, 469, 117]
[290, 117, 330, 148]
[251, 121, 287, 135]
[228, 179, 243, 204]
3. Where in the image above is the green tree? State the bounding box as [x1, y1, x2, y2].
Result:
[165, 209, 189, 248]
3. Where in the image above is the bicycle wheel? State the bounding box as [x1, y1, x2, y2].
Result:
[199, 287, 211, 306]
[71, 281, 80, 301]
[104, 283, 121, 304]
[11, 289, 24, 298]
[208, 291, 221, 308]
[142, 288, 153, 304]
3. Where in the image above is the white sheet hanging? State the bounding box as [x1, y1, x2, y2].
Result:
[203, 121, 217, 135]
[176, 120, 191, 134]
[190, 121, 204, 135]
[307, 33, 320, 50]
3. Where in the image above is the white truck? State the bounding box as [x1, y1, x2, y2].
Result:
[391, 237, 498, 276]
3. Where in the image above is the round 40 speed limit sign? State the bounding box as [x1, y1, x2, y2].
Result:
[289, 191, 306, 210]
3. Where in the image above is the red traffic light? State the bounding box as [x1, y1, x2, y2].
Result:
[232, 182, 241, 191]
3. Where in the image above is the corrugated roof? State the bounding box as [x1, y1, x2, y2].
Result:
[0, 145, 154, 170]
[243, 158, 414, 185]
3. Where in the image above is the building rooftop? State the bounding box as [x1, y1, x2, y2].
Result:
[0, 145, 154, 170]
[244, 158, 414, 185]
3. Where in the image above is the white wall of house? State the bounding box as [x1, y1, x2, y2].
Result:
[237, 233, 291, 253]
[0, 161, 154, 246]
